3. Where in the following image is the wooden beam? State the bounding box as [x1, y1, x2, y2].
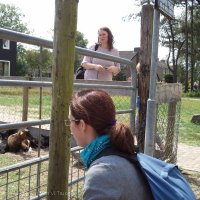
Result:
[47, 0, 78, 199]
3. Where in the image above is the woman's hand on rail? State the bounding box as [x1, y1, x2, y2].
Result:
[106, 66, 121, 76]
[95, 64, 106, 72]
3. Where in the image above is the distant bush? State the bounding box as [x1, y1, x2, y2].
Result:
[164, 74, 174, 83]
[113, 70, 127, 81]
[182, 90, 200, 98]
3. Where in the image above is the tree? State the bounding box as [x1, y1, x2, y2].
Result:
[24, 48, 53, 77]
[0, 3, 31, 76]
[184, 0, 189, 92]
[0, 3, 30, 33]
[24, 31, 87, 77]
[160, 17, 185, 83]
[160, 1, 200, 87]
[0, 3, 88, 77]
[74, 31, 88, 72]
[16, 44, 28, 76]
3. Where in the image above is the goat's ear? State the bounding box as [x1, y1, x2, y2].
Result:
[20, 131, 23, 135]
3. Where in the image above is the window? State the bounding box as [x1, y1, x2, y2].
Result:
[3, 40, 10, 50]
[0, 61, 10, 76]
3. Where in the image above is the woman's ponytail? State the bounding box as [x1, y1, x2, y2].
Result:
[110, 123, 136, 154]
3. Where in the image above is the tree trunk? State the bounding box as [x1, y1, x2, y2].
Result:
[47, 0, 78, 199]
[190, 0, 194, 91]
[138, 5, 154, 152]
[185, 0, 189, 92]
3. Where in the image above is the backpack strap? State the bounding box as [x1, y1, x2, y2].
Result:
[95, 146, 154, 198]
[96, 146, 138, 165]
[96, 147, 140, 170]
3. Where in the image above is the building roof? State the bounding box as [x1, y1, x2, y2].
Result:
[119, 51, 136, 60]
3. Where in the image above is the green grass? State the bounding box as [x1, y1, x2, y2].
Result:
[112, 95, 130, 110]
[0, 88, 199, 145]
[0, 87, 52, 119]
[112, 95, 200, 146]
[179, 98, 200, 146]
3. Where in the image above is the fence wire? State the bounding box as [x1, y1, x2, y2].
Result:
[0, 148, 85, 200]
[155, 100, 181, 163]
[0, 81, 133, 200]
[0, 80, 182, 199]
[136, 83, 182, 163]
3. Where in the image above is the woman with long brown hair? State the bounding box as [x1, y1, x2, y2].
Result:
[81, 27, 121, 81]
[67, 89, 153, 200]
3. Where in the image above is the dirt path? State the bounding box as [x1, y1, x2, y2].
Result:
[177, 143, 200, 172]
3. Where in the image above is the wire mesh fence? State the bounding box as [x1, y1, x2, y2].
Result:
[135, 83, 182, 163]
[0, 86, 51, 122]
[0, 147, 85, 200]
[0, 80, 182, 199]
[0, 80, 189, 199]
[0, 79, 134, 199]
[154, 83, 182, 163]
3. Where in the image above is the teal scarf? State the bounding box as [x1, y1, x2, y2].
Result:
[80, 134, 110, 169]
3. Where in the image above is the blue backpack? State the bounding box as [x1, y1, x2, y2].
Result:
[98, 147, 196, 200]
[137, 153, 196, 200]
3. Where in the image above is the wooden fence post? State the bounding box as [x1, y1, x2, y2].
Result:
[164, 99, 177, 163]
[47, 0, 78, 199]
[22, 77, 30, 121]
[138, 4, 154, 152]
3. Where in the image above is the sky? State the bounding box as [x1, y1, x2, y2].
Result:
[0, 0, 168, 59]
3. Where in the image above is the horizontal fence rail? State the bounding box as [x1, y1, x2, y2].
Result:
[0, 120, 50, 131]
[0, 146, 82, 174]
[0, 79, 52, 87]
[0, 156, 49, 174]
[0, 79, 134, 90]
[0, 28, 53, 48]
[0, 145, 85, 200]
[0, 28, 134, 66]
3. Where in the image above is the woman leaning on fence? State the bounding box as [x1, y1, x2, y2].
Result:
[81, 27, 121, 81]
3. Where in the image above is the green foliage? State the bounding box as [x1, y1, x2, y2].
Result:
[17, 48, 53, 77]
[17, 31, 87, 77]
[75, 31, 88, 47]
[0, 3, 30, 33]
[182, 90, 200, 98]
[164, 74, 174, 83]
[18, 31, 86, 77]
[0, 3, 32, 76]
[160, 3, 200, 88]
[0, 3, 88, 77]
[113, 69, 127, 81]
[16, 44, 28, 76]
[74, 31, 88, 72]
[25, 48, 53, 77]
